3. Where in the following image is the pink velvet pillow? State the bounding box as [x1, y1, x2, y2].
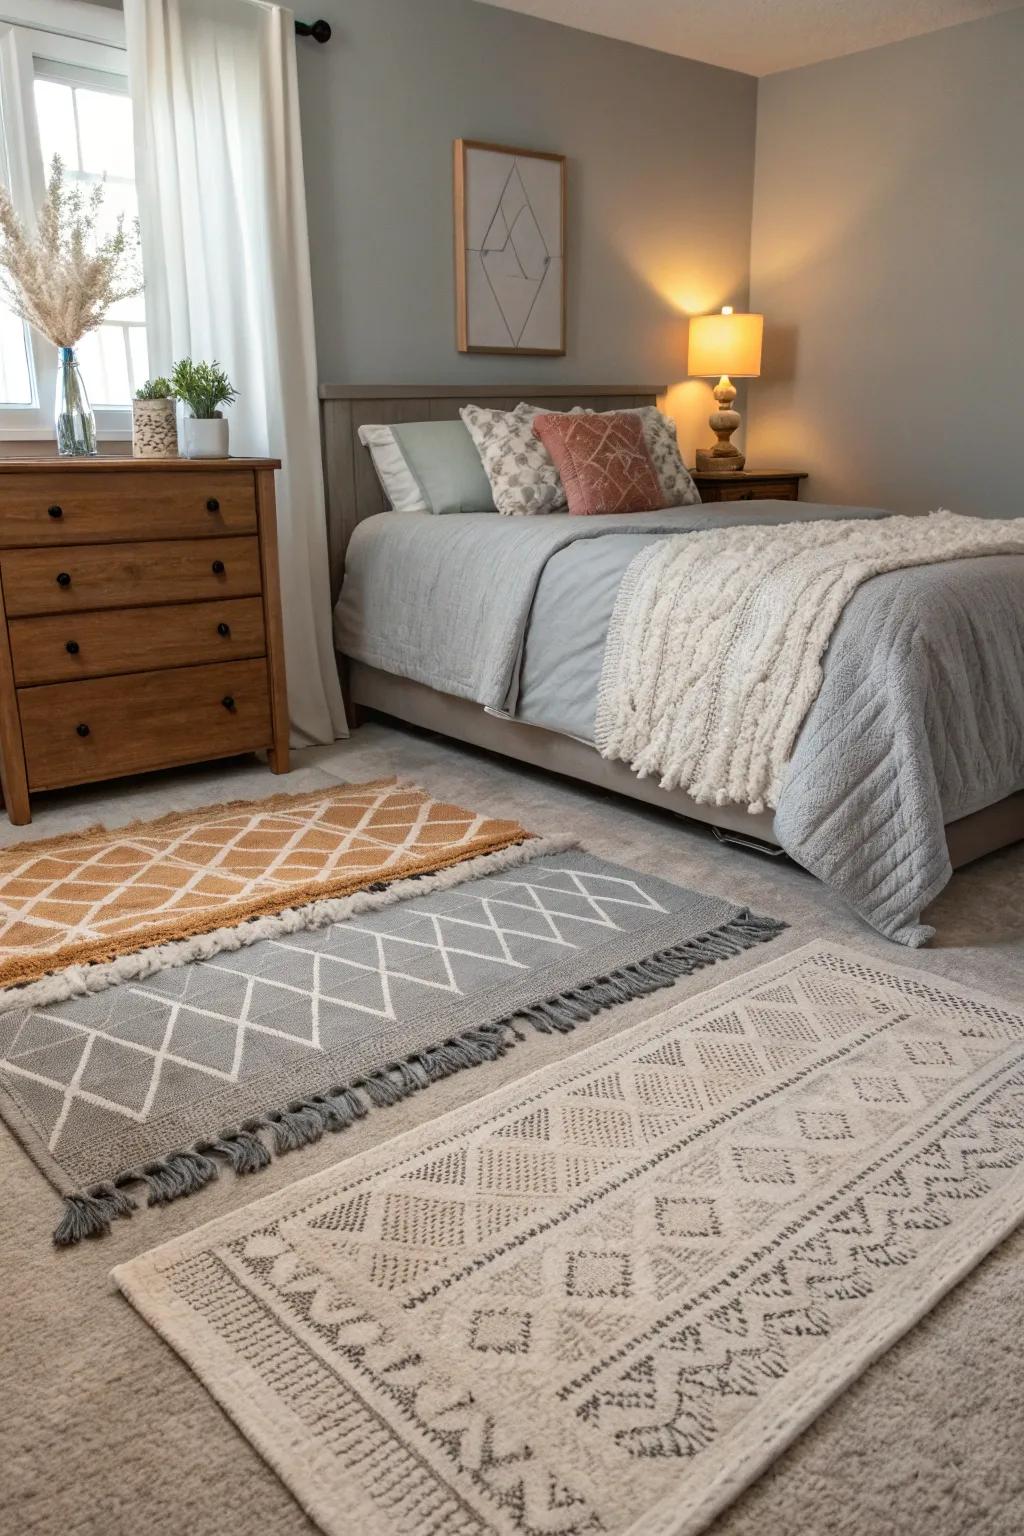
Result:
[532, 411, 666, 516]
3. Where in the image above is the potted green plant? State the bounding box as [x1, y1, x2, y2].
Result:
[132, 377, 178, 458]
[170, 358, 238, 459]
[0, 156, 142, 457]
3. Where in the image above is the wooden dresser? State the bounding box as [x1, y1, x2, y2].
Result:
[691, 469, 807, 504]
[0, 458, 289, 824]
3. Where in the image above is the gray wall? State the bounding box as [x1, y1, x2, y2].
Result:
[296, 0, 758, 461]
[747, 7, 1024, 513]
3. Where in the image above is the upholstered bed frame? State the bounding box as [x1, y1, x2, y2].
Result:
[320, 382, 1024, 876]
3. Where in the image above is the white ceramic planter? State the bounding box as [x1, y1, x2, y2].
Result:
[132, 397, 179, 457]
[183, 415, 229, 459]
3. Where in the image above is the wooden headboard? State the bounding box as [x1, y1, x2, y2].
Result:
[318, 383, 665, 601]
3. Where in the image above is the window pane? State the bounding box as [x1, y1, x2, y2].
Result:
[106, 291, 146, 324]
[0, 303, 34, 406]
[29, 63, 146, 411]
[76, 325, 130, 406]
[127, 326, 149, 392]
[33, 80, 79, 175]
[75, 88, 134, 180]
[99, 179, 140, 246]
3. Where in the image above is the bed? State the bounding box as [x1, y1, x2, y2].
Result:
[322, 383, 1024, 946]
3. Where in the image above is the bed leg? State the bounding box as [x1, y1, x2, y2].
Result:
[340, 660, 363, 730]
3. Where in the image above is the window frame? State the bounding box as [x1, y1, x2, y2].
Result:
[0, 0, 137, 440]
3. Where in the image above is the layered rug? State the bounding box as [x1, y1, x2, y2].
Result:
[0, 779, 530, 988]
[0, 850, 783, 1243]
[116, 942, 1024, 1536]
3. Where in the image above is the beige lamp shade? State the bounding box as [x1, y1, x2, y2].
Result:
[688, 308, 764, 379]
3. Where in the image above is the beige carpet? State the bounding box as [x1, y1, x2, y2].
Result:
[114, 941, 1024, 1536]
[1, 724, 1023, 1536]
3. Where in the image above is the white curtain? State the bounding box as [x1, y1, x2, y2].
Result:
[124, 0, 347, 747]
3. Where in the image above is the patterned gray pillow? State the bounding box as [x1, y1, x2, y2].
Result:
[461, 402, 578, 516]
[627, 407, 701, 507]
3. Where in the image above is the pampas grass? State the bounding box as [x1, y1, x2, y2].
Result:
[0, 156, 142, 348]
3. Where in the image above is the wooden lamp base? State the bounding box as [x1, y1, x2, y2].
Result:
[695, 373, 745, 472]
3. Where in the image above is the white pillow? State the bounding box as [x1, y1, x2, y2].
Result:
[357, 424, 428, 512]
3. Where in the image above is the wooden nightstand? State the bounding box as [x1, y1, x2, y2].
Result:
[691, 469, 807, 504]
[0, 457, 290, 824]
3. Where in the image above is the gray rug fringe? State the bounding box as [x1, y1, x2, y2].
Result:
[52, 908, 786, 1246]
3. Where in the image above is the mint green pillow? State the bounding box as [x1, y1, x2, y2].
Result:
[391, 420, 496, 514]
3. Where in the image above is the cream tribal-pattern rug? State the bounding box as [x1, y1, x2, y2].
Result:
[116, 941, 1024, 1536]
[0, 780, 530, 988]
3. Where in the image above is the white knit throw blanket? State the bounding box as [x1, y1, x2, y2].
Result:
[595, 510, 1024, 813]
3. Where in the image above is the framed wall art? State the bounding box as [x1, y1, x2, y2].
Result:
[453, 138, 566, 356]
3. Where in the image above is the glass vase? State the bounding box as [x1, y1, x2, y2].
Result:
[55, 347, 97, 457]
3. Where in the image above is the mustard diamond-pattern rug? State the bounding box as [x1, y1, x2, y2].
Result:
[116, 942, 1024, 1536]
[0, 779, 530, 987]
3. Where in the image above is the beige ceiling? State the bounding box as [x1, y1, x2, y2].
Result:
[473, 0, 1022, 74]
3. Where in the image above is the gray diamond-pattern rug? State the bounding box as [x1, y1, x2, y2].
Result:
[115, 941, 1024, 1536]
[0, 850, 782, 1243]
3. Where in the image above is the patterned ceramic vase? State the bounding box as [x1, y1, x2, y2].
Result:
[132, 396, 179, 458]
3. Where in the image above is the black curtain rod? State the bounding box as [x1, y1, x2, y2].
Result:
[295, 19, 332, 43]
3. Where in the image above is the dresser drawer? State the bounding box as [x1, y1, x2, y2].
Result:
[0, 470, 256, 546]
[0, 537, 262, 616]
[9, 597, 266, 684]
[19, 658, 272, 791]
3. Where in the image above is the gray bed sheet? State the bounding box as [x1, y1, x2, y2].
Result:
[515, 531, 662, 739]
[335, 505, 876, 709]
[336, 505, 1024, 946]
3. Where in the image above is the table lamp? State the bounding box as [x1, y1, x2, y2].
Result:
[687, 306, 764, 472]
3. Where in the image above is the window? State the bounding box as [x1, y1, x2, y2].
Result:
[33, 67, 147, 405]
[0, 3, 144, 436]
[0, 298, 33, 409]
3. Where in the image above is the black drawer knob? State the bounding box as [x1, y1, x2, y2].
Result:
[65, 640, 80, 655]
[206, 498, 220, 512]
[221, 695, 236, 711]
[217, 622, 230, 637]
[48, 504, 63, 519]
[56, 571, 72, 587]
[76, 723, 90, 738]
[211, 559, 225, 575]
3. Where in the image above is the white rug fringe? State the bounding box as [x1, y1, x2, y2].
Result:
[5, 834, 578, 1012]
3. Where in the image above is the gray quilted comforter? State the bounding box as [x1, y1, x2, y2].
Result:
[336, 505, 1024, 945]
